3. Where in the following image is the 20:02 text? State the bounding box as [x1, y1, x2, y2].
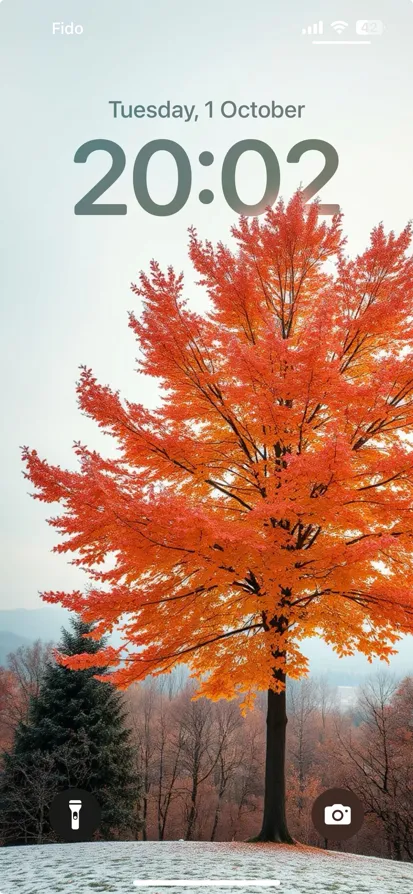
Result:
[74, 139, 339, 217]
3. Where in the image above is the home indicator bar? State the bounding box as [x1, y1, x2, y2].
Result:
[133, 882, 281, 888]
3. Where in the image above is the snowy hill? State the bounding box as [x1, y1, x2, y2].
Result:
[1, 841, 412, 894]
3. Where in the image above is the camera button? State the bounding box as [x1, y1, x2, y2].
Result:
[312, 788, 364, 841]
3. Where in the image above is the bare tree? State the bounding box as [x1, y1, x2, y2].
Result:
[287, 679, 319, 816]
[179, 687, 217, 840]
[209, 701, 244, 841]
[228, 713, 264, 840]
[0, 669, 20, 747]
[316, 675, 338, 731]
[0, 742, 94, 845]
[126, 681, 158, 840]
[336, 673, 412, 859]
[6, 640, 52, 724]
[155, 687, 186, 840]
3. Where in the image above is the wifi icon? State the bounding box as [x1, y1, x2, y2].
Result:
[331, 20, 348, 34]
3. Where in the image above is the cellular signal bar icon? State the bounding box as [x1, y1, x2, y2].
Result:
[302, 21, 324, 35]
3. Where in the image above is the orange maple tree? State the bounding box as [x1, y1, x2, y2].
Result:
[23, 194, 413, 841]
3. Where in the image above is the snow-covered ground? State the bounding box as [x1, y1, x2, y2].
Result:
[1, 841, 413, 894]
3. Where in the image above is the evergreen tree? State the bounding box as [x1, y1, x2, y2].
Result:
[0, 617, 139, 844]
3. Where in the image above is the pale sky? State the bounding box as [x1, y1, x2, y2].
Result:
[1, 0, 413, 612]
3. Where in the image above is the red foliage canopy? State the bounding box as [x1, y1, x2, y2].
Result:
[23, 195, 413, 704]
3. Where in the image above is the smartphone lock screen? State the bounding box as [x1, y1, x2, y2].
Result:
[0, 2, 413, 893]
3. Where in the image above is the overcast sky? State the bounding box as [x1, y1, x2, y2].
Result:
[1, 0, 413, 617]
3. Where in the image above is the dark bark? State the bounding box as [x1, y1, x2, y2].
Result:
[253, 670, 294, 843]
[210, 754, 228, 841]
[185, 756, 199, 840]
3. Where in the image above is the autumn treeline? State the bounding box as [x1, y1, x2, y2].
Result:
[0, 643, 412, 860]
[124, 673, 413, 860]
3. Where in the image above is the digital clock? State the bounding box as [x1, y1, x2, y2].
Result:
[74, 138, 339, 217]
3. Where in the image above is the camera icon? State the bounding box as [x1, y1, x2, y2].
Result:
[312, 789, 363, 841]
[324, 804, 352, 825]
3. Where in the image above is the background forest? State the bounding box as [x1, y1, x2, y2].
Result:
[0, 625, 412, 860]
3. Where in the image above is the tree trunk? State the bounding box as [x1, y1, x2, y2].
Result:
[253, 674, 293, 843]
[210, 777, 226, 841]
[185, 757, 199, 840]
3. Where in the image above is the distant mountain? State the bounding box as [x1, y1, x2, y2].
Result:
[0, 630, 32, 666]
[0, 607, 70, 644]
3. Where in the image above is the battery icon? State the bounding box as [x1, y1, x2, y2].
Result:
[356, 20, 385, 35]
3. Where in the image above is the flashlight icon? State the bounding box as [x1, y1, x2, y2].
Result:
[68, 799, 82, 830]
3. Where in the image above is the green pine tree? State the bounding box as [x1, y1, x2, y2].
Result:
[0, 617, 140, 844]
